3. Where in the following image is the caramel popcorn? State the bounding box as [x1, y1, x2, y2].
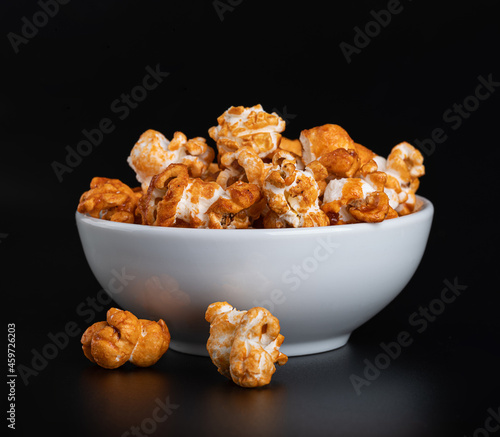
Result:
[207, 181, 262, 229]
[77, 177, 140, 224]
[321, 178, 394, 224]
[216, 146, 268, 189]
[81, 308, 170, 369]
[137, 163, 224, 228]
[263, 151, 329, 228]
[306, 148, 361, 196]
[205, 302, 246, 378]
[299, 124, 356, 164]
[205, 302, 288, 388]
[209, 104, 286, 160]
[128, 129, 215, 191]
[385, 142, 424, 215]
[77, 105, 426, 228]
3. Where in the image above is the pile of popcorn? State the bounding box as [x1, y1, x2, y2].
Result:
[77, 104, 425, 228]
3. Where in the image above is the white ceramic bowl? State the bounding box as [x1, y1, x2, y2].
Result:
[76, 196, 433, 357]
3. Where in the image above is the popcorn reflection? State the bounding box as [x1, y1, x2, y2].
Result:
[142, 274, 191, 316]
[80, 367, 171, 434]
[202, 382, 286, 435]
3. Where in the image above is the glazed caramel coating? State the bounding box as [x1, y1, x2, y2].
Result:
[263, 150, 329, 228]
[217, 146, 266, 188]
[128, 129, 214, 191]
[206, 302, 287, 387]
[348, 191, 390, 223]
[207, 181, 262, 229]
[205, 302, 247, 378]
[318, 148, 361, 178]
[229, 307, 288, 388]
[321, 178, 391, 224]
[168, 131, 215, 178]
[360, 169, 387, 192]
[137, 163, 190, 226]
[300, 124, 356, 163]
[127, 129, 170, 190]
[209, 104, 286, 160]
[139, 163, 228, 228]
[353, 143, 378, 167]
[82, 308, 141, 369]
[387, 141, 425, 184]
[278, 137, 302, 156]
[81, 321, 108, 363]
[77, 177, 139, 224]
[130, 319, 171, 367]
[307, 148, 362, 195]
[386, 142, 425, 215]
[81, 308, 170, 369]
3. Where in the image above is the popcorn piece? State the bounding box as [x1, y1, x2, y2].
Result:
[128, 129, 215, 191]
[207, 181, 262, 229]
[386, 142, 424, 215]
[230, 307, 288, 388]
[127, 129, 169, 191]
[169, 131, 215, 177]
[317, 148, 361, 178]
[205, 302, 247, 378]
[216, 146, 267, 189]
[279, 137, 302, 157]
[263, 151, 329, 228]
[201, 162, 222, 183]
[81, 321, 108, 363]
[306, 148, 362, 196]
[363, 155, 402, 211]
[299, 124, 356, 164]
[209, 105, 286, 161]
[387, 141, 425, 183]
[322, 178, 392, 224]
[214, 165, 243, 191]
[175, 178, 225, 227]
[81, 308, 170, 369]
[205, 302, 287, 387]
[130, 318, 171, 367]
[373, 142, 425, 215]
[299, 124, 381, 171]
[138, 163, 224, 228]
[354, 142, 378, 168]
[77, 177, 140, 224]
[137, 163, 190, 226]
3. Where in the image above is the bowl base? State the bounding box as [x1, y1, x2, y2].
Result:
[280, 334, 351, 357]
[169, 334, 351, 358]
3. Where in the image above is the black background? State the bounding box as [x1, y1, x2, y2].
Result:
[2, 0, 499, 436]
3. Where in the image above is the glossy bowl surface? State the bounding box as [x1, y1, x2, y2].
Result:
[76, 196, 433, 356]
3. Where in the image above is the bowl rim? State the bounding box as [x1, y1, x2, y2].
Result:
[76, 195, 433, 236]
